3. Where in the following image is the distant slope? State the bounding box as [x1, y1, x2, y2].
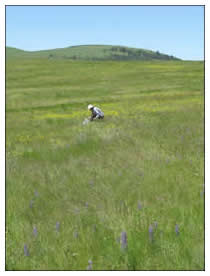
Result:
[6, 47, 31, 58]
[6, 45, 180, 61]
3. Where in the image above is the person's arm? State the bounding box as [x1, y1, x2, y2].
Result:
[90, 110, 96, 121]
[94, 114, 100, 119]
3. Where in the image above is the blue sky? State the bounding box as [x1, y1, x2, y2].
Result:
[6, 5, 204, 60]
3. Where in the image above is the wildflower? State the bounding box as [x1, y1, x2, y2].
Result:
[29, 200, 34, 208]
[34, 191, 39, 197]
[154, 221, 158, 229]
[24, 244, 30, 256]
[74, 230, 78, 239]
[56, 222, 60, 232]
[149, 225, 154, 242]
[121, 231, 127, 250]
[87, 260, 92, 270]
[137, 201, 142, 210]
[175, 224, 179, 236]
[33, 226, 38, 237]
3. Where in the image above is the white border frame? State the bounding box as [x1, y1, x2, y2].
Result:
[1, 0, 208, 274]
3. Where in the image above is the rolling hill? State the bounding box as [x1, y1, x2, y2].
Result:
[6, 45, 180, 61]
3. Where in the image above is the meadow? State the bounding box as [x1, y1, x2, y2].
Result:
[6, 58, 204, 270]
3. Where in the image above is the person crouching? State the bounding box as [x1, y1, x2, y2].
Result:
[88, 104, 104, 121]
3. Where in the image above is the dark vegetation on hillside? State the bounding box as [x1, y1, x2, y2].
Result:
[104, 46, 179, 61]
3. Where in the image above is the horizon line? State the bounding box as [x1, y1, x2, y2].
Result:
[5, 44, 204, 61]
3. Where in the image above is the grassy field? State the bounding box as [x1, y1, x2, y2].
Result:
[6, 58, 204, 270]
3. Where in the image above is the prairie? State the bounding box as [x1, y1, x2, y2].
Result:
[6, 58, 204, 270]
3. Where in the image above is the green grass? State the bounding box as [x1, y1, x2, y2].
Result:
[6, 58, 204, 270]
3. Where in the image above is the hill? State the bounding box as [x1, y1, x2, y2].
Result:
[6, 45, 180, 61]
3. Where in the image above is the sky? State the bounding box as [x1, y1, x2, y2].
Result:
[6, 5, 204, 60]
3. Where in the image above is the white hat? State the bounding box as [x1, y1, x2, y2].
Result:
[88, 104, 94, 110]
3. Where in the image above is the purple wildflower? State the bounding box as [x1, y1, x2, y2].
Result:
[149, 225, 154, 242]
[24, 244, 30, 256]
[87, 260, 92, 270]
[74, 230, 78, 239]
[121, 231, 127, 250]
[56, 222, 60, 232]
[33, 226, 38, 237]
[175, 224, 179, 236]
[138, 201, 142, 210]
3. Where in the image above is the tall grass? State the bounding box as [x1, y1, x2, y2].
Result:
[6, 58, 204, 270]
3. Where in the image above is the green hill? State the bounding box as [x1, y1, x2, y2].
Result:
[6, 45, 180, 61]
